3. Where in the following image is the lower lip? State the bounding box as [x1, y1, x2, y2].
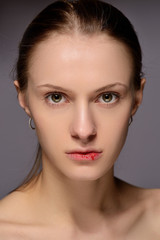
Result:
[66, 152, 102, 161]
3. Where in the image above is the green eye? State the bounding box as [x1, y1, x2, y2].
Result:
[102, 93, 113, 102]
[99, 93, 118, 104]
[47, 93, 66, 105]
[51, 93, 62, 103]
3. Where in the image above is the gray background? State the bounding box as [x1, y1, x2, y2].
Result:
[0, 0, 160, 199]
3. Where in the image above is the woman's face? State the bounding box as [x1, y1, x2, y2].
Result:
[16, 34, 144, 181]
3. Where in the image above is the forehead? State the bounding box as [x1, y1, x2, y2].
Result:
[28, 33, 133, 88]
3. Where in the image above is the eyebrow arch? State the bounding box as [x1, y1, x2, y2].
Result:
[36, 82, 128, 94]
[37, 84, 73, 94]
[95, 82, 128, 93]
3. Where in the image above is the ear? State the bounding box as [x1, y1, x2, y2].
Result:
[14, 80, 32, 117]
[131, 78, 146, 116]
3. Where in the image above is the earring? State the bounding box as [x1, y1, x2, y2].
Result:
[29, 118, 35, 130]
[129, 116, 133, 126]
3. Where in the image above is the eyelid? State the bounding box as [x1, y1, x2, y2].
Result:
[45, 91, 68, 105]
[44, 91, 121, 106]
[45, 91, 65, 97]
[96, 91, 120, 102]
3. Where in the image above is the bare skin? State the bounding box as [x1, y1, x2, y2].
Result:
[0, 179, 160, 239]
[0, 34, 159, 239]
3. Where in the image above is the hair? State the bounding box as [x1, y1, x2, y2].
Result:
[14, 0, 143, 190]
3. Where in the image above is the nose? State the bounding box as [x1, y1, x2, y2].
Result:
[70, 103, 97, 143]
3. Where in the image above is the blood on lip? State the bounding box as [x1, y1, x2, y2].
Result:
[78, 153, 95, 160]
[70, 152, 99, 161]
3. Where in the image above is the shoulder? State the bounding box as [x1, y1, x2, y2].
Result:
[143, 188, 160, 231]
[0, 190, 25, 217]
[133, 187, 160, 238]
[0, 192, 22, 238]
[135, 187, 160, 235]
[117, 178, 160, 209]
[0, 189, 35, 223]
[117, 178, 160, 235]
[0, 195, 34, 239]
[0, 191, 33, 238]
[0, 189, 49, 239]
[0, 221, 19, 240]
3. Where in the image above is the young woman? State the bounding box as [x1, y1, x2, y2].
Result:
[0, 0, 160, 239]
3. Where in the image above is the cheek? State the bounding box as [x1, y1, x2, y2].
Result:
[98, 103, 131, 153]
[29, 101, 71, 157]
[35, 112, 68, 143]
[27, 92, 69, 131]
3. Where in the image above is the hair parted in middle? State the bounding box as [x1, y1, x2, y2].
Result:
[15, 0, 143, 190]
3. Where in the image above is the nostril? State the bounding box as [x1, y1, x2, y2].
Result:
[88, 133, 97, 141]
[71, 127, 97, 142]
[70, 109, 97, 141]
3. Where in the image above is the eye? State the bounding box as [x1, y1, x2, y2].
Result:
[98, 93, 118, 104]
[46, 92, 66, 104]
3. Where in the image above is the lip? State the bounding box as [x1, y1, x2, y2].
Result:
[66, 148, 102, 154]
[66, 149, 102, 161]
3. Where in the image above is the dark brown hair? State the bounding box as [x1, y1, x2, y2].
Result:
[15, 0, 143, 190]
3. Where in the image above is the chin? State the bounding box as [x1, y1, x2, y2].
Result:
[64, 167, 110, 182]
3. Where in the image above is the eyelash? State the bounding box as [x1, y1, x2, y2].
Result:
[45, 91, 120, 107]
[45, 92, 68, 107]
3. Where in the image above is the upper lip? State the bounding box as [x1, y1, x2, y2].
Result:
[66, 149, 102, 154]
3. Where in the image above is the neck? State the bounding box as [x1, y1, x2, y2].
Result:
[30, 157, 120, 231]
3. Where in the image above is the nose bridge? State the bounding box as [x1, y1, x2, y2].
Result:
[71, 101, 96, 140]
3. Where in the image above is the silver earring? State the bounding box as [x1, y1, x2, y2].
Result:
[29, 118, 35, 130]
[129, 116, 133, 126]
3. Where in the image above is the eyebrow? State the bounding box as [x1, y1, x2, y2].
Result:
[37, 84, 73, 94]
[36, 82, 128, 94]
[95, 83, 128, 93]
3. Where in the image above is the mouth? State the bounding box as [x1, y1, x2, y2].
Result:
[66, 149, 102, 161]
